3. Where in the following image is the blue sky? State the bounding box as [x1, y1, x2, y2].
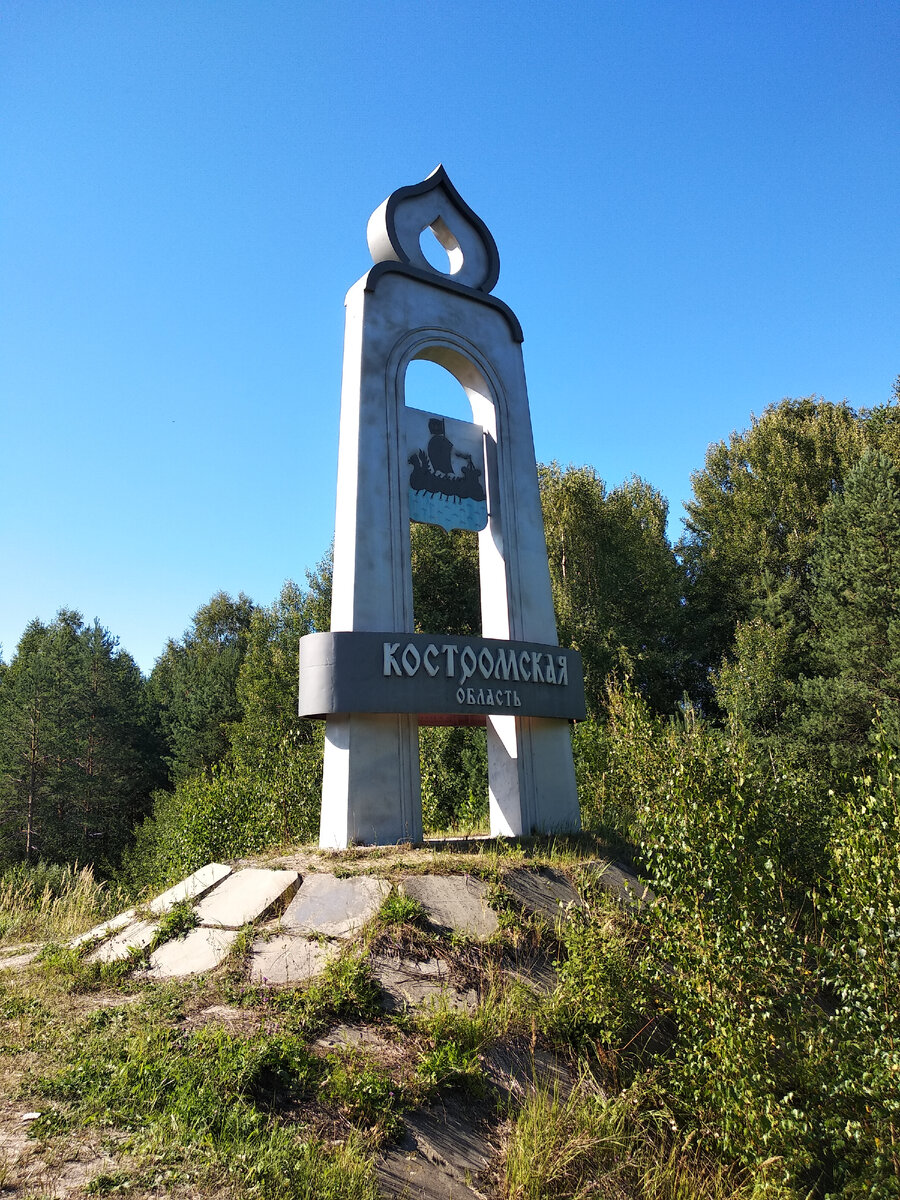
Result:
[2, 1, 897, 673]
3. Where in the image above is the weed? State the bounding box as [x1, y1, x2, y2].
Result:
[244, 950, 383, 1039]
[501, 1080, 799, 1200]
[378, 890, 427, 927]
[35, 943, 137, 993]
[147, 899, 198, 952]
[84, 1172, 131, 1195]
[321, 1050, 407, 1138]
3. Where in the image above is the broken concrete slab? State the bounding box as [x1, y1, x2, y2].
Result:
[193, 867, 299, 929]
[69, 909, 137, 950]
[400, 875, 499, 941]
[377, 1145, 483, 1200]
[584, 860, 655, 911]
[279, 873, 389, 938]
[502, 866, 583, 929]
[481, 1039, 577, 1101]
[147, 862, 232, 914]
[502, 949, 558, 996]
[87, 918, 158, 963]
[247, 934, 338, 985]
[404, 1094, 493, 1184]
[370, 952, 477, 1014]
[143, 926, 239, 979]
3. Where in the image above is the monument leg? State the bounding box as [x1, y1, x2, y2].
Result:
[487, 715, 580, 837]
[320, 713, 422, 848]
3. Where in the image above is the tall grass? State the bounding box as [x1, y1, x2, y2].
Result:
[502, 1082, 800, 1200]
[0, 861, 128, 944]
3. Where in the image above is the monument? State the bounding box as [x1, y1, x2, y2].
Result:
[298, 166, 584, 848]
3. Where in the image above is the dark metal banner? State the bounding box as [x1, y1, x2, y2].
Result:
[298, 631, 586, 721]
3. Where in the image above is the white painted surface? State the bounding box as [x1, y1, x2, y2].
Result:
[147, 862, 232, 914]
[193, 868, 299, 929]
[144, 926, 239, 978]
[320, 170, 580, 846]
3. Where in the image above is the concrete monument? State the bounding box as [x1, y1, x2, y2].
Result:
[299, 166, 584, 848]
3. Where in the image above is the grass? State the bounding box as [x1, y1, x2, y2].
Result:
[0, 861, 130, 944]
[1, 842, 793, 1200]
[501, 1081, 801, 1200]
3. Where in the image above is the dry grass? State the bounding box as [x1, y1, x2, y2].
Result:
[0, 863, 129, 946]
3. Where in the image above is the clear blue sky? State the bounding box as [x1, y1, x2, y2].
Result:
[2, 1, 897, 673]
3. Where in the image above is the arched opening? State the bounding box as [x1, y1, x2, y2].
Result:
[403, 357, 489, 833]
[404, 357, 473, 424]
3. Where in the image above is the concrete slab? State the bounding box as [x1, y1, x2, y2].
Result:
[0, 949, 39, 971]
[405, 1095, 493, 1183]
[143, 926, 239, 978]
[377, 1146, 482, 1199]
[314, 1023, 394, 1053]
[585, 860, 655, 911]
[87, 919, 158, 963]
[193, 868, 299, 929]
[502, 949, 558, 996]
[279, 873, 389, 938]
[400, 875, 499, 941]
[247, 934, 338, 985]
[147, 863, 232, 914]
[481, 1040, 576, 1100]
[69, 909, 137, 949]
[502, 866, 583, 929]
[370, 953, 477, 1014]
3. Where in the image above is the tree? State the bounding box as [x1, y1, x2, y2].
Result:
[410, 525, 480, 636]
[149, 591, 255, 782]
[539, 463, 684, 716]
[0, 611, 162, 870]
[800, 450, 900, 765]
[680, 394, 900, 706]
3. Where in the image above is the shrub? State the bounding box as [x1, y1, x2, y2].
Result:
[122, 726, 323, 892]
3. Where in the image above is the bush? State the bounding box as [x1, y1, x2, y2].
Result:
[419, 724, 488, 833]
[122, 727, 323, 892]
[811, 731, 900, 1196]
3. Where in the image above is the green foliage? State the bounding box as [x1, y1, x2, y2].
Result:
[36, 942, 137, 992]
[712, 618, 797, 738]
[377, 890, 427, 927]
[0, 612, 162, 871]
[680, 396, 900, 714]
[540, 464, 684, 716]
[811, 733, 900, 1196]
[410, 524, 480, 635]
[419, 724, 488, 833]
[551, 901, 644, 1051]
[35, 1004, 376, 1198]
[680, 396, 867, 691]
[801, 450, 900, 765]
[580, 681, 829, 1185]
[149, 590, 255, 783]
[122, 724, 324, 890]
[129, 575, 332, 891]
[148, 898, 199, 950]
[321, 1051, 406, 1136]
[247, 951, 383, 1041]
[415, 1038, 482, 1093]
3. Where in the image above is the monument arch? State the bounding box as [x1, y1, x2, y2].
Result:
[298, 166, 584, 848]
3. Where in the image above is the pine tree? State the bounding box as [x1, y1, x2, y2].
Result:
[0, 612, 162, 869]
